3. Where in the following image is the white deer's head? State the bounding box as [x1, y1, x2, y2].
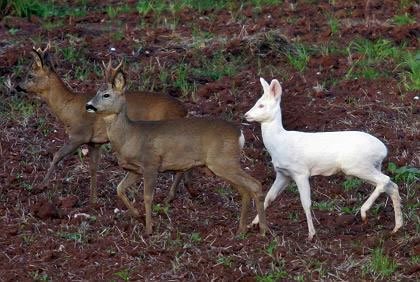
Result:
[244, 78, 282, 123]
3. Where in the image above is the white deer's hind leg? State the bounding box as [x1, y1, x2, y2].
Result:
[351, 169, 387, 223]
[385, 181, 403, 233]
[251, 171, 290, 225]
[294, 176, 315, 240]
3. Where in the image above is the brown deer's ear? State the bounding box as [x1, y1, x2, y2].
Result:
[30, 49, 43, 69]
[113, 71, 126, 92]
[42, 52, 55, 71]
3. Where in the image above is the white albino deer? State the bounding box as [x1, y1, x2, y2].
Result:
[244, 78, 403, 240]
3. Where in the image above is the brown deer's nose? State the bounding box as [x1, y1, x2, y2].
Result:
[86, 103, 97, 113]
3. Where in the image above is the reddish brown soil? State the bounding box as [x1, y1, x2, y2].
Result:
[0, 1, 419, 281]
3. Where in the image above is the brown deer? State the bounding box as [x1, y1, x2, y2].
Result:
[85, 69, 268, 235]
[17, 45, 190, 203]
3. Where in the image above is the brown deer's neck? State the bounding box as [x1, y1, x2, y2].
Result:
[104, 104, 140, 151]
[44, 74, 75, 113]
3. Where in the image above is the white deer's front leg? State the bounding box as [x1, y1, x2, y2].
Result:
[251, 171, 290, 225]
[294, 175, 315, 240]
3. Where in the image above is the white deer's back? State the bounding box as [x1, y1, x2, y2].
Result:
[262, 128, 387, 177]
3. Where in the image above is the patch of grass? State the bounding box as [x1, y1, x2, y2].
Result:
[190, 52, 239, 81]
[112, 30, 125, 41]
[364, 247, 397, 278]
[216, 255, 233, 268]
[60, 232, 83, 243]
[114, 268, 131, 282]
[60, 46, 80, 63]
[256, 260, 287, 282]
[343, 177, 363, 191]
[345, 38, 403, 80]
[398, 51, 420, 91]
[266, 239, 277, 256]
[387, 162, 419, 184]
[313, 200, 335, 211]
[411, 255, 420, 264]
[190, 232, 202, 243]
[8, 95, 38, 125]
[152, 203, 169, 215]
[106, 5, 130, 19]
[288, 211, 299, 222]
[75, 66, 89, 80]
[6, 0, 54, 18]
[327, 14, 340, 35]
[43, 19, 64, 31]
[286, 44, 309, 72]
[341, 206, 358, 215]
[174, 64, 197, 97]
[29, 270, 50, 281]
[392, 13, 416, 26]
[8, 27, 19, 35]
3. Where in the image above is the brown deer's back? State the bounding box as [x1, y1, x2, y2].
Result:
[126, 92, 187, 121]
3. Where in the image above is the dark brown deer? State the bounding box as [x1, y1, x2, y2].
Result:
[17, 45, 190, 203]
[85, 69, 268, 235]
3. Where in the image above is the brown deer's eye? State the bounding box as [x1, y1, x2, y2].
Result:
[103, 94, 110, 98]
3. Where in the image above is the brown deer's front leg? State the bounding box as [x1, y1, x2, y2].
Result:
[116, 172, 141, 216]
[87, 143, 101, 203]
[41, 139, 84, 186]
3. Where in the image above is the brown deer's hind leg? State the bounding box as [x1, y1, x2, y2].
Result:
[42, 139, 84, 186]
[116, 172, 141, 217]
[209, 164, 268, 235]
[166, 170, 196, 203]
[143, 167, 158, 235]
[87, 143, 101, 203]
[165, 172, 184, 203]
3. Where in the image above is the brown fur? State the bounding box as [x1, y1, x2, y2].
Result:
[18, 47, 188, 203]
[86, 70, 268, 235]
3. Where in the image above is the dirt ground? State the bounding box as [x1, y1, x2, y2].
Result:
[0, 0, 419, 281]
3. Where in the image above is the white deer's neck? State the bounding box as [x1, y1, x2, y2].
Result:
[261, 108, 285, 134]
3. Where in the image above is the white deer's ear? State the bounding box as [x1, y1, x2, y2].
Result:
[269, 79, 282, 99]
[113, 71, 126, 92]
[260, 77, 270, 93]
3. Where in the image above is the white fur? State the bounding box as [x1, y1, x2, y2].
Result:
[245, 78, 403, 240]
[239, 130, 245, 149]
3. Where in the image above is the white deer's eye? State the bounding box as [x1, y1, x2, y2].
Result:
[258, 104, 264, 108]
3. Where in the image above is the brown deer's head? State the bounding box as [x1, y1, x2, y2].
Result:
[86, 65, 127, 115]
[18, 43, 56, 97]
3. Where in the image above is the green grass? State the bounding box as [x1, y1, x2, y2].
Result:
[7, 96, 38, 125]
[286, 44, 310, 72]
[114, 269, 130, 282]
[345, 39, 402, 80]
[256, 260, 287, 282]
[106, 5, 130, 19]
[364, 247, 398, 278]
[398, 51, 420, 91]
[313, 200, 335, 211]
[5, 0, 54, 18]
[61, 46, 80, 63]
[392, 13, 416, 26]
[343, 177, 363, 191]
[216, 255, 233, 268]
[191, 52, 238, 81]
[387, 162, 419, 184]
[327, 14, 340, 35]
[190, 232, 202, 243]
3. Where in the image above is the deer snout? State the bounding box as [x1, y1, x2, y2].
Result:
[244, 111, 253, 122]
[86, 103, 97, 113]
